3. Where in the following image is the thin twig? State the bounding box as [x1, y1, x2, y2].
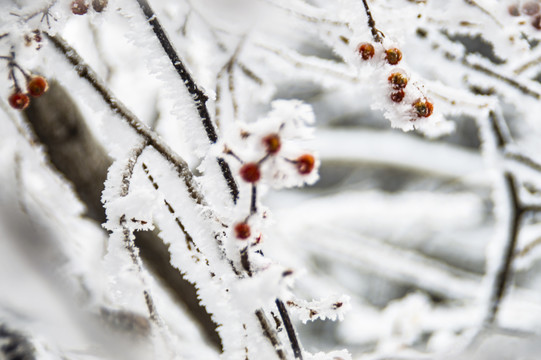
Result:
[361, 0, 384, 43]
[45, 33, 206, 206]
[255, 309, 287, 360]
[135, 0, 239, 203]
[276, 299, 303, 359]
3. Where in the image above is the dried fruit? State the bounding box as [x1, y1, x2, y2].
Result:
[523, 2, 540, 15]
[413, 98, 434, 118]
[533, 14, 541, 29]
[390, 90, 405, 103]
[239, 163, 261, 183]
[27, 76, 49, 97]
[509, 4, 520, 16]
[296, 154, 315, 175]
[262, 133, 281, 155]
[234, 222, 251, 240]
[92, 0, 108, 12]
[8, 92, 30, 110]
[357, 43, 375, 60]
[385, 48, 402, 65]
[388, 72, 408, 89]
[71, 0, 89, 15]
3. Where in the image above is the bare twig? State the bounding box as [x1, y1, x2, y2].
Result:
[361, 0, 384, 43]
[276, 299, 303, 359]
[255, 309, 288, 360]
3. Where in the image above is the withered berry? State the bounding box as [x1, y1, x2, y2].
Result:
[8, 92, 30, 110]
[239, 163, 261, 183]
[71, 0, 89, 15]
[388, 72, 408, 90]
[508, 4, 520, 16]
[390, 90, 405, 103]
[234, 222, 251, 240]
[357, 43, 375, 60]
[296, 154, 315, 175]
[413, 98, 434, 118]
[92, 0, 108, 12]
[27, 76, 49, 97]
[523, 2, 540, 15]
[533, 14, 541, 29]
[262, 133, 281, 155]
[385, 48, 402, 65]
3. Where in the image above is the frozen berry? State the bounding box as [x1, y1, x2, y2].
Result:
[71, 0, 89, 15]
[262, 133, 281, 155]
[239, 163, 261, 183]
[523, 2, 540, 15]
[27, 76, 49, 97]
[390, 90, 405, 103]
[388, 72, 408, 89]
[413, 98, 434, 118]
[234, 222, 251, 240]
[357, 43, 375, 60]
[296, 154, 315, 175]
[508, 4, 520, 16]
[8, 92, 30, 110]
[385, 48, 402, 65]
[92, 0, 108, 12]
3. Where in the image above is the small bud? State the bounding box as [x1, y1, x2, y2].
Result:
[385, 48, 402, 65]
[92, 0, 108, 12]
[27, 76, 49, 97]
[262, 133, 281, 155]
[71, 0, 89, 15]
[296, 154, 315, 175]
[8, 92, 30, 110]
[388, 72, 408, 90]
[234, 222, 251, 240]
[413, 98, 434, 118]
[239, 163, 261, 183]
[390, 90, 405, 103]
[357, 43, 375, 60]
[523, 2, 540, 15]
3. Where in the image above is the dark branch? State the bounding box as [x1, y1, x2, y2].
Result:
[276, 299, 303, 359]
[255, 309, 287, 360]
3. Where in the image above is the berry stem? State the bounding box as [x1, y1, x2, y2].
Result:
[361, 0, 384, 43]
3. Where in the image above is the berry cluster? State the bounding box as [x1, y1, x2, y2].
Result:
[508, 1, 541, 30]
[71, 0, 108, 15]
[7, 73, 49, 110]
[356, 43, 434, 120]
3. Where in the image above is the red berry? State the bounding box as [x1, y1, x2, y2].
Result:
[92, 0, 108, 12]
[390, 90, 405, 103]
[388, 72, 408, 90]
[296, 154, 315, 175]
[413, 98, 434, 118]
[239, 163, 261, 183]
[234, 222, 251, 240]
[27, 76, 49, 97]
[357, 43, 375, 60]
[509, 4, 520, 16]
[385, 48, 402, 65]
[8, 92, 30, 110]
[71, 0, 89, 15]
[523, 2, 540, 15]
[262, 133, 281, 155]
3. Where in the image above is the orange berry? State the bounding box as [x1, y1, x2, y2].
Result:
[385, 48, 402, 65]
[388, 72, 408, 90]
[239, 163, 261, 183]
[234, 222, 251, 240]
[27, 76, 49, 97]
[357, 43, 375, 60]
[296, 154, 315, 175]
[413, 98, 434, 118]
[71, 0, 89, 15]
[8, 92, 30, 110]
[390, 90, 405, 103]
[262, 133, 281, 155]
